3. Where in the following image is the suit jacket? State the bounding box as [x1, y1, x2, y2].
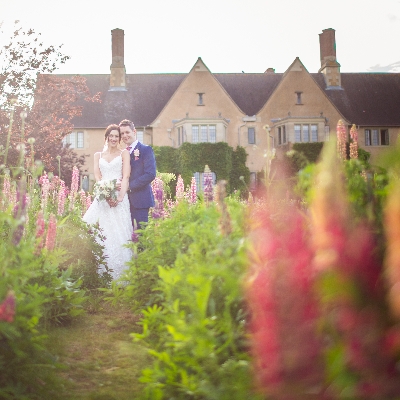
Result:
[128, 142, 156, 209]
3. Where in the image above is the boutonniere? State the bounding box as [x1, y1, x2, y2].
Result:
[134, 149, 140, 160]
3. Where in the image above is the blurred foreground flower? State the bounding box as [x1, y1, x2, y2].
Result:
[384, 174, 400, 320]
[246, 139, 400, 399]
[246, 203, 323, 397]
[0, 291, 16, 323]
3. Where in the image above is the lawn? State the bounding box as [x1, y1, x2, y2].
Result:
[46, 300, 148, 400]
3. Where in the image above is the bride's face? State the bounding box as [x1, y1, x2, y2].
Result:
[108, 130, 120, 148]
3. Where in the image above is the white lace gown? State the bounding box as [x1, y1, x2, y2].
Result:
[83, 154, 133, 280]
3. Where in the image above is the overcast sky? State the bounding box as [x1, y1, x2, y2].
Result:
[1, 0, 400, 75]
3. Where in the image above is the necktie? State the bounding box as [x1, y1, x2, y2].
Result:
[127, 146, 132, 152]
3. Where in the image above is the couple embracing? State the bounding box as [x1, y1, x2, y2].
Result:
[83, 119, 156, 280]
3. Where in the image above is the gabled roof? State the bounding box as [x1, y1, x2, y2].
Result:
[311, 73, 400, 126]
[54, 73, 187, 128]
[52, 69, 400, 128]
[214, 73, 282, 116]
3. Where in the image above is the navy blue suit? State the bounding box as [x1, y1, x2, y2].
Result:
[128, 142, 156, 229]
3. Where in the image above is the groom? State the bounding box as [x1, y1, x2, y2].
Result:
[119, 119, 156, 230]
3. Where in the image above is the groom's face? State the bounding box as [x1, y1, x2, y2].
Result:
[120, 125, 137, 146]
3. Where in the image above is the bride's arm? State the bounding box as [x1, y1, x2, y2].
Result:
[117, 150, 131, 202]
[94, 152, 102, 181]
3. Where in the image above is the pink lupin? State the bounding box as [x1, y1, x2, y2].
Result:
[70, 166, 79, 195]
[35, 210, 46, 253]
[0, 291, 16, 323]
[175, 174, 185, 202]
[86, 193, 92, 211]
[45, 213, 57, 251]
[2, 173, 11, 208]
[189, 176, 197, 204]
[336, 119, 347, 160]
[40, 172, 50, 211]
[350, 124, 359, 159]
[57, 181, 66, 216]
[79, 189, 86, 214]
[69, 166, 80, 210]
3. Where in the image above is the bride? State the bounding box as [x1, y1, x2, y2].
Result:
[83, 124, 133, 280]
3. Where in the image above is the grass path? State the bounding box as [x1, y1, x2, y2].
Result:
[47, 301, 149, 400]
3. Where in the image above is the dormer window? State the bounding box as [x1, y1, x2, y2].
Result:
[198, 93, 204, 106]
[295, 91, 303, 105]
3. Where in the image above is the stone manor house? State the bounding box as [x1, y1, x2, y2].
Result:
[56, 28, 400, 190]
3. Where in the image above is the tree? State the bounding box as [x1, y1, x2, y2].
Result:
[26, 74, 100, 186]
[0, 21, 100, 184]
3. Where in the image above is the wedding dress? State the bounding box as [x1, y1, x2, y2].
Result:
[83, 153, 133, 280]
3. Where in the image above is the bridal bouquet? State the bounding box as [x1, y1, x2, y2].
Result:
[93, 179, 118, 202]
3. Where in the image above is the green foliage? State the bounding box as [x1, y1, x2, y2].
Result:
[56, 216, 111, 290]
[0, 176, 104, 397]
[296, 157, 389, 228]
[121, 199, 260, 399]
[154, 143, 250, 196]
[284, 149, 310, 174]
[230, 146, 251, 194]
[292, 142, 324, 163]
[0, 216, 63, 397]
[178, 142, 233, 191]
[357, 147, 371, 163]
[154, 171, 176, 199]
[31, 261, 87, 326]
[153, 146, 179, 175]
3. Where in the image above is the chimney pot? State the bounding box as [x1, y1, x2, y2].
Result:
[110, 28, 126, 90]
[319, 28, 336, 64]
[318, 28, 341, 88]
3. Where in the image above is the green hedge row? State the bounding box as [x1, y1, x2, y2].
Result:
[153, 143, 250, 195]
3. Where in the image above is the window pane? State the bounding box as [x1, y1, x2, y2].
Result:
[283, 125, 286, 143]
[381, 129, 389, 145]
[311, 125, 318, 142]
[200, 125, 208, 142]
[192, 126, 199, 143]
[365, 129, 371, 146]
[77, 131, 84, 148]
[294, 125, 301, 142]
[302, 125, 309, 142]
[248, 127, 255, 144]
[209, 126, 216, 143]
[62, 136, 67, 147]
[372, 129, 379, 146]
[69, 132, 76, 148]
[278, 127, 282, 145]
[137, 130, 144, 143]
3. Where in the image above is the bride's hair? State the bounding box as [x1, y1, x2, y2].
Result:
[103, 124, 121, 151]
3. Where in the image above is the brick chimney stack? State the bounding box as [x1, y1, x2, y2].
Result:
[110, 28, 126, 91]
[318, 28, 342, 89]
